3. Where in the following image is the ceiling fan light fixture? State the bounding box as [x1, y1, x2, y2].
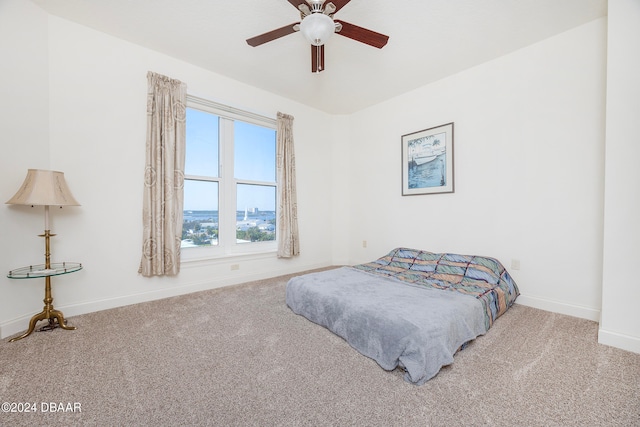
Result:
[300, 12, 335, 46]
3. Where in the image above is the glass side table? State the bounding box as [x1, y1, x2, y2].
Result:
[7, 262, 82, 342]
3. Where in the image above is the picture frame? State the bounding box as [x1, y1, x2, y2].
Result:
[401, 122, 454, 196]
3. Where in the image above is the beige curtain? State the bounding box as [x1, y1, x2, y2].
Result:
[139, 72, 187, 276]
[276, 112, 300, 258]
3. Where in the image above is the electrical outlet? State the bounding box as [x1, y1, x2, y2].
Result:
[511, 259, 521, 270]
[230, 264, 240, 271]
[362, 240, 367, 248]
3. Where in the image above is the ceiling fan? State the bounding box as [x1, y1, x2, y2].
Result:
[246, 0, 389, 73]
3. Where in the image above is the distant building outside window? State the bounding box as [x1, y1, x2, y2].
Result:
[182, 95, 277, 258]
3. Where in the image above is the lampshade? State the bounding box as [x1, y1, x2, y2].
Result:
[6, 169, 80, 206]
[300, 13, 335, 46]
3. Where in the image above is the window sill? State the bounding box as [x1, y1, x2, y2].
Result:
[180, 245, 278, 268]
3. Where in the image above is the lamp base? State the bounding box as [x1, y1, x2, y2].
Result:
[9, 306, 75, 342]
[9, 273, 76, 342]
[38, 316, 71, 332]
[8, 229, 78, 343]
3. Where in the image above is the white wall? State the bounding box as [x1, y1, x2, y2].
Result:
[599, 0, 640, 353]
[330, 115, 351, 266]
[0, 0, 52, 326]
[0, 4, 336, 337]
[347, 19, 607, 322]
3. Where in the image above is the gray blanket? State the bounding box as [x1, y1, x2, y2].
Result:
[286, 267, 488, 385]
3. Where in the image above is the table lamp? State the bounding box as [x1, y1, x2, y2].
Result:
[6, 169, 81, 341]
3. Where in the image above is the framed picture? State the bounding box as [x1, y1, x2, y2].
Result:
[401, 122, 454, 195]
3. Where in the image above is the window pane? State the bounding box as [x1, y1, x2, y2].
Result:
[234, 121, 276, 182]
[186, 108, 219, 177]
[236, 184, 276, 244]
[182, 180, 219, 247]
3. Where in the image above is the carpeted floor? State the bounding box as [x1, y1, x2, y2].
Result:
[1, 268, 639, 426]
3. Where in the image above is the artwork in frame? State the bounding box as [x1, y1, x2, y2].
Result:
[401, 122, 454, 195]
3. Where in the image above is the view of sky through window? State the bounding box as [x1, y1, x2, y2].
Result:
[184, 108, 276, 212]
[185, 108, 219, 178]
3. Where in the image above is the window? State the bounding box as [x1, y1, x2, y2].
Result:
[182, 96, 277, 258]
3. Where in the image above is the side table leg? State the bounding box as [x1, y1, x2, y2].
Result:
[9, 309, 48, 342]
[50, 309, 76, 331]
[8, 276, 76, 342]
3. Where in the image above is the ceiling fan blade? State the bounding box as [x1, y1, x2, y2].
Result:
[323, 2, 336, 15]
[334, 20, 389, 49]
[246, 23, 299, 47]
[286, 0, 307, 11]
[311, 45, 325, 73]
[329, 0, 352, 13]
[298, 3, 311, 16]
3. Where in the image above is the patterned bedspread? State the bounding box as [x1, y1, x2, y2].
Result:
[352, 248, 520, 329]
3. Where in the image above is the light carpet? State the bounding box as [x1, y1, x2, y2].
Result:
[1, 268, 639, 426]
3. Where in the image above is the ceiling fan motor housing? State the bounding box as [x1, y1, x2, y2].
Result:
[308, 0, 326, 13]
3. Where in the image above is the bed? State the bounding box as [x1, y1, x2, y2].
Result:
[286, 248, 520, 385]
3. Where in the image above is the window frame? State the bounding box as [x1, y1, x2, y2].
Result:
[181, 95, 278, 262]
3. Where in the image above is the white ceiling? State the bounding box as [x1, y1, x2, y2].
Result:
[30, 0, 607, 114]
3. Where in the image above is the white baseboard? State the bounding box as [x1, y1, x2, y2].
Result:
[516, 295, 640, 354]
[515, 294, 601, 322]
[598, 328, 640, 354]
[1, 262, 331, 339]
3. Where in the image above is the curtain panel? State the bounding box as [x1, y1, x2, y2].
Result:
[139, 72, 187, 276]
[276, 112, 300, 258]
